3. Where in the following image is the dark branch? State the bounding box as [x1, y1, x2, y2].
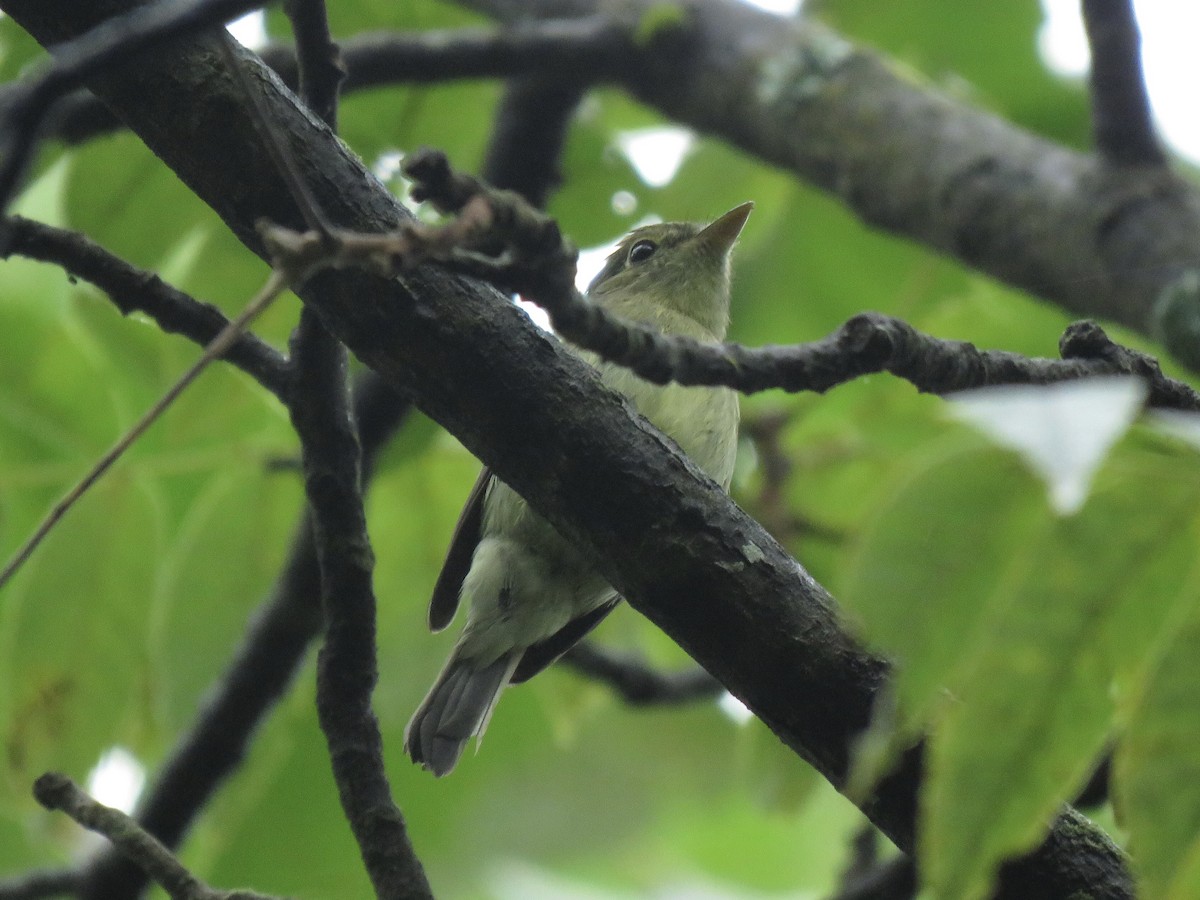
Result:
[1082, 0, 1165, 167]
[400, 152, 1200, 410]
[0, 868, 79, 900]
[829, 857, 916, 900]
[277, 3, 428, 886]
[481, 75, 585, 207]
[282, 0, 344, 128]
[456, 0, 1200, 369]
[290, 314, 431, 898]
[0, 0, 270, 217]
[561, 642, 722, 705]
[44, 20, 632, 146]
[34, 774, 278, 900]
[77, 374, 410, 900]
[2, 215, 290, 398]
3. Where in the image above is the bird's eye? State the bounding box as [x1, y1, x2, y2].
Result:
[627, 240, 657, 264]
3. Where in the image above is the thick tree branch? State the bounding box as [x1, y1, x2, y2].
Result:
[0, 4, 1133, 896]
[2, 215, 290, 398]
[1082, 0, 1164, 167]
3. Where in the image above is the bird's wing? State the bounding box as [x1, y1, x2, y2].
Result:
[428, 467, 491, 632]
[509, 596, 621, 684]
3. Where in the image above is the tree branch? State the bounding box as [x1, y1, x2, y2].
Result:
[561, 643, 722, 705]
[282, 0, 343, 128]
[290, 308, 431, 899]
[34, 774, 279, 900]
[0, 0, 269, 215]
[77, 374, 410, 900]
[481, 75, 585, 207]
[0, 868, 79, 900]
[275, 6, 430, 891]
[43, 20, 632, 146]
[398, 151, 1200, 409]
[1082, 0, 1165, 167]
[2, 215, 290, 398]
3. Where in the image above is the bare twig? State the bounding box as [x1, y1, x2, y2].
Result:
[1082, 0, 1165, 167]
[397, 151, 1200, 406]
[0, 270, 288, 591]
[33, 774, 279, 900]
[2, 215, 289, 397]
[561, 643, 722, 705]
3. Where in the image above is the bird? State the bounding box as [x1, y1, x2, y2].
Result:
[404, 202, 751, 776]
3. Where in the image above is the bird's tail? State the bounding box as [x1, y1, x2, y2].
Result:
[404, 651, 519, 776]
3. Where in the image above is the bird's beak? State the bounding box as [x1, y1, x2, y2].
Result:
[696, 201, 754, 255]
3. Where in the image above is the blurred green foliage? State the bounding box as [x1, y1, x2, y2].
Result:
[2, 2, 1199, 899]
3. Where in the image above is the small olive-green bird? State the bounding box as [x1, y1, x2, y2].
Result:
[405, 203, 751, 775]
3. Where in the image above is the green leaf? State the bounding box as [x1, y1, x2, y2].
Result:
[0, 14, 47, 81]
[922, 442, 1200, 900]
[1115, 583, 1200, 899]
[62, 133, 212, 270]
[811, 0, 1090, 147]
[842, 439, 1047, 734]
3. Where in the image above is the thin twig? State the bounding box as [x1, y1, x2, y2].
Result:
[561, 643, 722, 705]
[0, 270, 288, 591]
[215, 36, 332, 236]
[33, 774, 279, 900]
[257, 208, 1200, 413]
